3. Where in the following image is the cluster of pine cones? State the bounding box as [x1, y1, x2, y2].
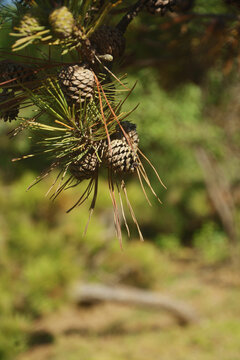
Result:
[0, 0, 176, 182]
[69, 121, 140, 180]
[57, 61, 140, 178]
[54, 16, 136, 179]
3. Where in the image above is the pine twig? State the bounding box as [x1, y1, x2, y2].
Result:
[117, 0, 148, 34]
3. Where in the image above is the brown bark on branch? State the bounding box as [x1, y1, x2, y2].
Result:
[70, 282, 200, 325]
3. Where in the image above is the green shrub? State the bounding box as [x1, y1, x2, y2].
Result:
[193, 222, 230, 264]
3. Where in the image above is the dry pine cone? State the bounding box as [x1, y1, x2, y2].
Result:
[0, 90, 20, 122]
[104, 121, 139, 174]
[90, 26, 125, 60]
[69, 148, 100, 180]
[0, 60, 35, 88]
[58, 64, 96, 105]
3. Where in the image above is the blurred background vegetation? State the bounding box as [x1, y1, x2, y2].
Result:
[1, 0, 240, 359]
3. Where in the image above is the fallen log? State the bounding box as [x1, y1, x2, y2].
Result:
[70, 282, 200, 325]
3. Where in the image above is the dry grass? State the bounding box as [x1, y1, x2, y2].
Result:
[18, 253, 240, 360]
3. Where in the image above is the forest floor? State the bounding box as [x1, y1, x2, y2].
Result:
[18, 251, 240, 360]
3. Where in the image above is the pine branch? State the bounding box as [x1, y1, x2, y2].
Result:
[117, 0, 148, 34]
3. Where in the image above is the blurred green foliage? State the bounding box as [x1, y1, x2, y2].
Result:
[194, 222, 229, 264]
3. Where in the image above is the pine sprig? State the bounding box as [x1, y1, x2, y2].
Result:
[1, 0, 166, 242]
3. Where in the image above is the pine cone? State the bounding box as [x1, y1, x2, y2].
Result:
[69, 148, 100, 180]
[145, 0, 176, 15]
[0, 90, 20, 122]
[1, 106, 20, 122]
[17, 13, 41, 35]
[90, 26, 125, 60]
[58, 64, 96, 105]
[0, 60, 35, 89]
[104, 121, 139, 174]
[49, 6, 74, 38]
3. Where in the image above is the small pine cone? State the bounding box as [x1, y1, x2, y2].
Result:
[69, 149, 100, 180]
[119, 121, 139, 150]
[49, 6, 74, 38]
[90, 26, 125, 60]
[104, 121, 139, 174]
[0, 91, 20, 122]
[145, 0, 176, 15]
[0, 60, 35, 88]
[58, 64, 96, 105]
[1, 106, 20, 122]
[17, 13, 41, 35]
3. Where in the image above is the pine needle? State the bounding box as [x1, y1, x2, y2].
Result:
[121, 179, 144, 242]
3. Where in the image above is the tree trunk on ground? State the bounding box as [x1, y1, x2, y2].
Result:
[70, 282, 200, 325]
